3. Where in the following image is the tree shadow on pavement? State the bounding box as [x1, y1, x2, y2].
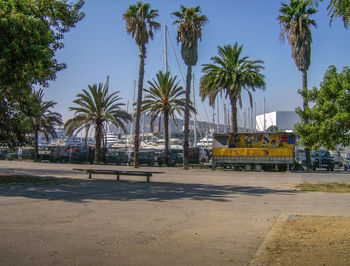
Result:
[0, 175, 296, 203]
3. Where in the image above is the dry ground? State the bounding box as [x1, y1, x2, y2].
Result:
[1, 161, 350, 265]
[250, 215, 350, 266]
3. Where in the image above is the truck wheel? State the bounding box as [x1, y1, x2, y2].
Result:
[254, 164, 262, 172]
[245, 164, 252, 171]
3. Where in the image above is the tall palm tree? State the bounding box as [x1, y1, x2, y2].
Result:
[200, 44, 265, 133]
[123, 2, 160, 168]
[172, 5, 207, 170]
[64, 76, 131, 164]
[26, 88, 63, 161]
[141, 71, 194, 166]
[278, 0, 317, 170]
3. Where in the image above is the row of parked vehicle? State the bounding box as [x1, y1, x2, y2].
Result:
[103, 148, 209, 166]
[295, 149, 350, 171]
[0, 147, 210, 167]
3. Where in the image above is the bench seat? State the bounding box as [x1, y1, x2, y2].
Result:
[73, 168, 164, 183]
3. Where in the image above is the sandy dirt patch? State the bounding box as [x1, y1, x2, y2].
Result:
[251, 215, 350, 265]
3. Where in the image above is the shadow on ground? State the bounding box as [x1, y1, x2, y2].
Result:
[0, 175, 296, 203]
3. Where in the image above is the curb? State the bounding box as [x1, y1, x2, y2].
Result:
[248, 213, 290, 266]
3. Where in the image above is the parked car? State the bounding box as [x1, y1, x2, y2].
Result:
[0, 149, 8, 160]
[129, 151, 156, 166]
[17, 148, 35, 160]
[330, 150, 343, 169]
[156, 148, 203, 166]
[312, 150, 335, 171]
[294, 149, 307, 169]
[344, 154, 350, 172]
[6, 150, 18, 160]
[156, 149, 183, 167]
[105, 151, 129, 165]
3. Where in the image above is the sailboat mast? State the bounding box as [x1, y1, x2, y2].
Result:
[217, 97, 219, 133]
[164, 25, 170, 149]
[130, 80, 136, 141]
[223, 104, 226, 132]
[263, 97, 266, 132]
[164, 25, 168, 73]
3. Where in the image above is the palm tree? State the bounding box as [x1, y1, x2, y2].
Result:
[200, 44, 265, 133]
[141, 71, 194, 166]
[172, 5, 207, 170]
[278, 0, 317, 170]
[64, 76, 131, 164]
[26, 88, 63, 161]
[123, 2, 160, 168]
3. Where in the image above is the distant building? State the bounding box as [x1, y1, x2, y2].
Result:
[256, 111, 301, 132]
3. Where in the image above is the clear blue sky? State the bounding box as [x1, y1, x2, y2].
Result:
[45, 0, 350, 126]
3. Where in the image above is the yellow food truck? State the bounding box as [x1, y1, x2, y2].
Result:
[212, 132, 296, 171]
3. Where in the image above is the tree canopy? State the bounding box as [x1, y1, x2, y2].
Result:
[25, 89, 63, 160]
[200, 43, 265, 132]
[0, 0, 84, 147]
[295, 65, 350, 150]
[64, 76, 131, 163]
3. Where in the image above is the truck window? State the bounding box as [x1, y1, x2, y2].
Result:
[214, 136, 229, 148]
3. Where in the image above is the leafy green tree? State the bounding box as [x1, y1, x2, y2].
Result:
[278, 0, 317, 170]
[0, 0, 84, 147]
[200, 44, 265, 133]
[266, 125, 284, 133]
[0, 96, 30, 148]
[141, 71, 194, 166]
[172, 5, 207, 170]
[123, 2, 160, 168]
[295, 65, 350, 150]
[64, 77, 131, 164]
[25, 89, 63, 161]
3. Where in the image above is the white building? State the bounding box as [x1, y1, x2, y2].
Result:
[256, 111, 301, 132]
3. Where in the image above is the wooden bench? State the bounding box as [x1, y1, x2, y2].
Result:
[73, 168, 164, 183]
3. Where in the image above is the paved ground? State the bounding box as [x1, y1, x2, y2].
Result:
[0, 161, 349, 265]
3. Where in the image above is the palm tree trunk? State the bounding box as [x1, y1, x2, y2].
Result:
[212, 101, 215, 133]
[302, 70, 312, 171]
[134, 45, 146, 168]
[34, 127, 39, 161]
[164, 109, 169, 167]
[94, 124, 101, 164]
[183, 65, 192, 170]
[230, 93, 238, 133]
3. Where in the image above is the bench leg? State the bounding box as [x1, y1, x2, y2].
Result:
[88, 172, 92, 179]
[116, 173, 120, 181]
[146, 174, 151, 183]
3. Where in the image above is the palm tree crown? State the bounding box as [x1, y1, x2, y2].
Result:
[142, 71, 188, 132]
[27, 88, 63, 160]
[200, 43, 265, 133]
[278, 0, 317, 72]
[327, 0, 350, 28]
[312, 0, 349, 28]
[172, 5, 208, 66]
[142, 71, 193, 166]
[123, 2, 160, 50]
[64, 76, 131, 163]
